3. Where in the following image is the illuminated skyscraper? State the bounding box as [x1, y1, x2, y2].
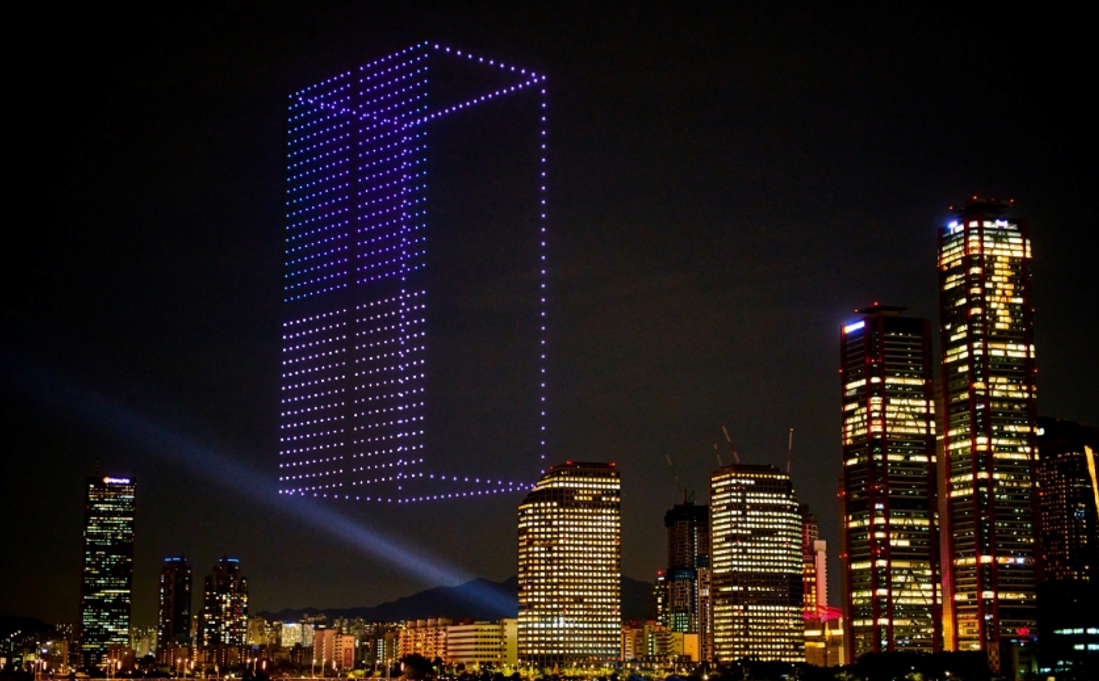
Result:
[1035, 417, 1099, 583]
[662, 499, 712, 661]
[201, 556, 248, 659]
[79, 474, 136, 669]
[938, 199, 1038, 675]
[278, 44, 547, 502]
[1034, 417, 1099, 676]
[157, 555, 193, 663]
[839, 305, 940, 657]
[517, 462, 621, 667]
[709, 464, 803, 663]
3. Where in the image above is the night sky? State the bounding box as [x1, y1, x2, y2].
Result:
[3, 4, 1096, 629]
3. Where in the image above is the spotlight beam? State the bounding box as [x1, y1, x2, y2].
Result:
[3, 350, 517, 615]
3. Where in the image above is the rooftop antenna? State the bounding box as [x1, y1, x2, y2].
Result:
[712, 441, 724, 467]
[786, 427, 795, 473]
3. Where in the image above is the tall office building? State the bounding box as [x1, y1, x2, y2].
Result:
[157, 555, 193, 663]
[201, 556, 249, 660]
[839, 305, 940, 657]
[517, 462, 621, 667]
[661, 499, 712, 661]
[938, 199, 1038, 675]
[709, 464, 803, 663]
[278, 44, 547, 502]
[1035, 418, 1099, 583]
[79, 474, 136, 669]
[1034, 417, 1099, 676]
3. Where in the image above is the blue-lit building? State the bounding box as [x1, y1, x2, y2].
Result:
[278, 44, 548, 502]
[79, 475, 136, 670]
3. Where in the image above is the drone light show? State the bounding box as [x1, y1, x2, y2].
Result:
[279, 43, 548, 502]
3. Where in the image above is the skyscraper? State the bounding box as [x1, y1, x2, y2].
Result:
[201, 556, 248, 664]
[709, 464, 803, 663]
[1034, 417, 1099, 676]
[517, 462, 621, 667]
[1035, 417, 1099, 583]
[839, 305, 940, 657]
[278, 44, 547, 502]
[79, 474, 136, 669]
[157, 555, 193, 663]
[661, 499, 712, 661]
[938, 199, 1038, 675]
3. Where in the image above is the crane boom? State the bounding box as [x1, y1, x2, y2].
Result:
[720, 423, 741, 464]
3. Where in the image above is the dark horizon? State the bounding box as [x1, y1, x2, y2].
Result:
[3, 4, 1096, 629]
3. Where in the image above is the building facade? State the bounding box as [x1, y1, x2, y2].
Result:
[938, 199, 1038, 675]
[398, 619, 451, 663]
[156, 555, 193, 663]
[79, 474, 136, 669]
[200, 556, 248, 662]
[277, 44, 547, 502]
[446, 619, 517, 668]
[800, 505, 827, 617]
[661, 499, 712, 661]
[840, 305, 940, 657]
[801, 505, 845, 666]
[709, 464, 803, 663]
[517, 462, 621, 667]
[314, 628, 356, 670]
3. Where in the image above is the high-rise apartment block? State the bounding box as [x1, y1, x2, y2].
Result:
[709, 464, 803, 663]
[157, 555, 193, 663]
[517, 462, 621, 667]
[938, 199, 1038, 675]
[839, 305, 940, 657]
[277, 44, 547, 502]
[661, 499, 712, 661]
[201, 556, 248, 663]
[79, 474, 136, 669]
[315, 628, 356, 670]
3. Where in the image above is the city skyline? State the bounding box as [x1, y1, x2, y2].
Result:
[3, 5, 1096, 630]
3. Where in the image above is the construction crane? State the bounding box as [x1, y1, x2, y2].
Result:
[787, 427, 794, 473]
[720, 422, 741, 464]
[664, 453, 685, 497]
